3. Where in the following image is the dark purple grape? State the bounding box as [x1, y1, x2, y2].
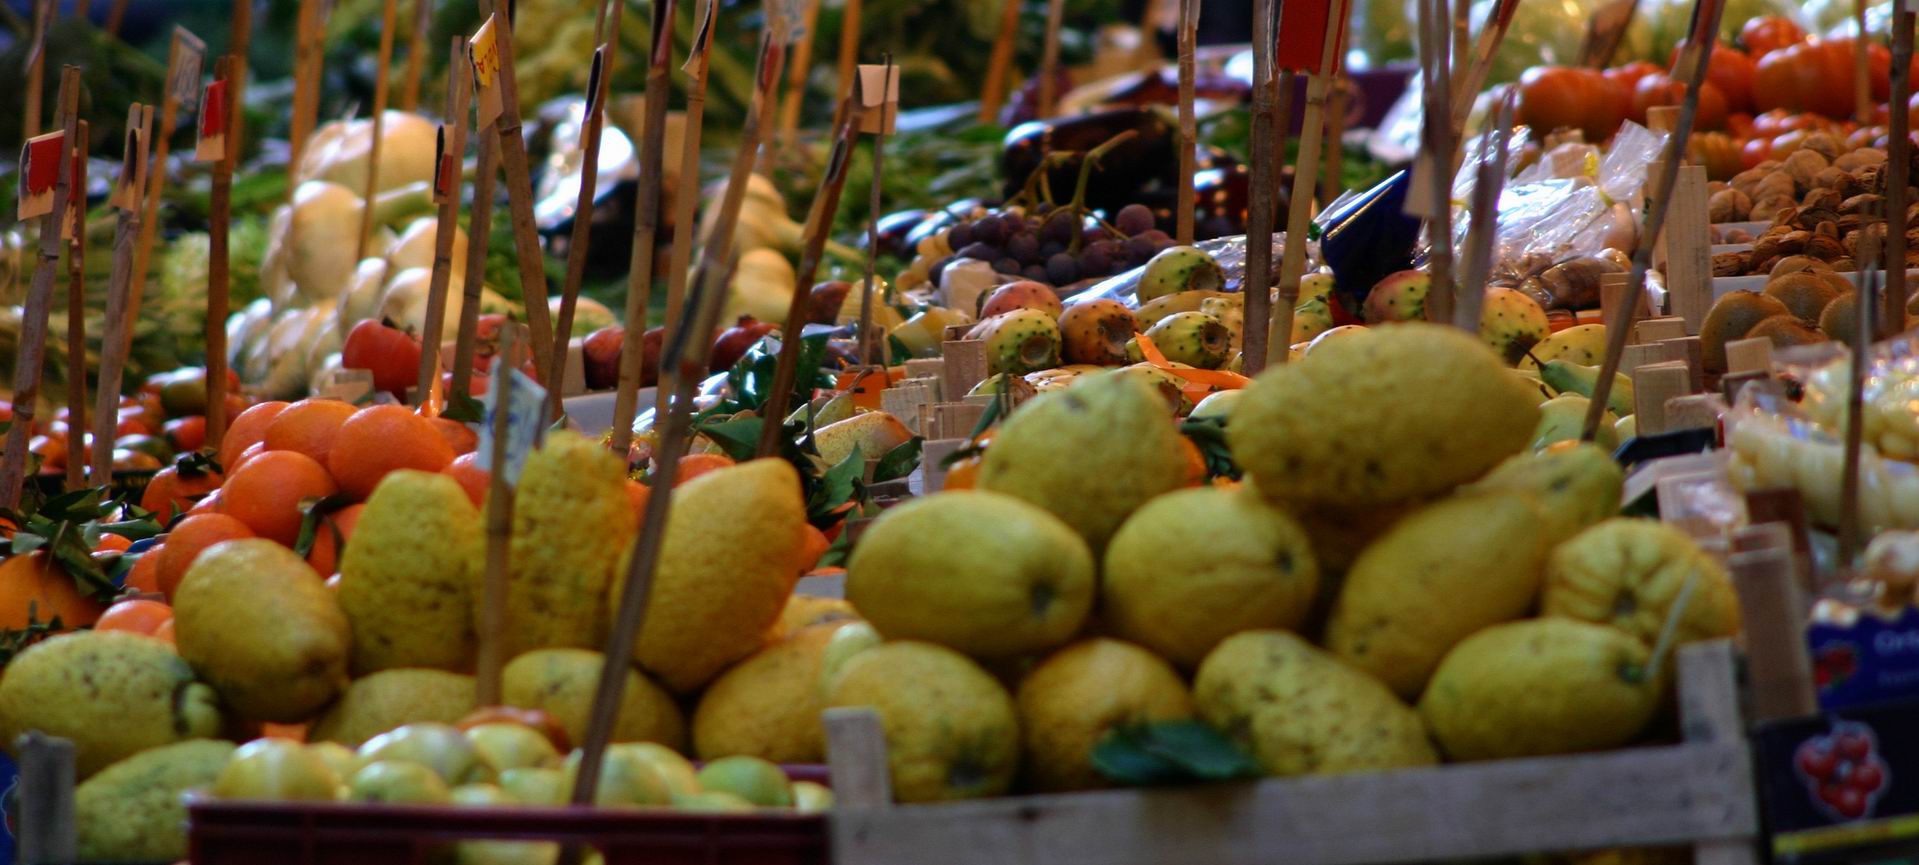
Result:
[1200, 215, 1237, 239]
[993, 257, 1023, 275]
[1126, 235, 1159, 262]
[928, 256, 956, 284]
[1040, 210, 1080, 246]
[1034, 202, 1055, 216]
[1081, 249, 1112, 276]
[1023, 264, 1050, 283]
[971, 217, 1005, 246]
[958, 242, 1000, 262]
[1115, 203, 1155, 236]
[1039, 240, 1065, 259]
[1006, 233, 1040, 264]
[1045, 252, 1079, 285]
[947, 221, 974, 250]
[1000, 213, 1027, 237]
[1136, 229, 1173, 247]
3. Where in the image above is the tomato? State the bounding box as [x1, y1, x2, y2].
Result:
[1669, 43, 1756, 113]
[1517, 66, 1627, 142]
[341, 318, 424, 398]
[1689, 133, 1745, 180]
[1741, 16, 1805, 57]
[1725, 112, 1755, 137]
[1630, 74, 1729, 130]
[1605, 61, 1664, 94]
[1741, 136, 1772, 168]
[1755, 38, 1891, 119]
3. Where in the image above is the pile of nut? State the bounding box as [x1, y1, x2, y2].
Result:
[1708, 139, 1919, 276]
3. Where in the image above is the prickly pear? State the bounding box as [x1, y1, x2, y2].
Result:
[1363, 270, 1431, 324]
[1200, 293, 1245, 357]
[1136, 246, 1226, 302]
[978, 308, 1062, 375]
[1291, 297, 1335, 344]
[1059, 299, 1138, 366]
[979, 280, 1064, 319]
[1478, 287, 1551, 366]
[1299, 271, 1336, 305]
[1145, 312, 1231, 369]
[1135, 290, 1229, 331]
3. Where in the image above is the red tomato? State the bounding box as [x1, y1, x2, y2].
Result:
[1740, 16, 1805, 58]
[1630, 74, 1729, 130]
[1725, 112, 1755, 137]
[1756, 38, 1891, 119]
[1518, 66, 1627, 142]
[1605, 61, 1664, 94]
[1668, 43, 1755, 114]
[1741, 136, 1772, 168]
[341, 319, 424, 398]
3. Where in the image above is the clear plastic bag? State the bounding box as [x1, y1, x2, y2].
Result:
[1071, 233, 1321, 308]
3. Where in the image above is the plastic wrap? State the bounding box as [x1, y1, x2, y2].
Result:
[1070, 233, 1320, 307]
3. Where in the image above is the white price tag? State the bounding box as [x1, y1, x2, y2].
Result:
[477, 363, 546, 488]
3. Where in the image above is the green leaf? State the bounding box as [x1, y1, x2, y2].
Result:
[691, 415, 766, 463]
[814, 526, 856, 569]
[97, 518, 163, 543]
[176, 450, 224, 477]
[968, 393, 1003, 440]
[1092, 721, 1260, 787]
[888, 335, 915, 365]
[442, 391, 486, 424]
[37, 488, 108, 523]
[292, 495, 358, 560]
[807, 445, 864, 528]
[9, 531, 48, 555]
[872, 437, 923, 484]
[1179, 416, 1241, 482]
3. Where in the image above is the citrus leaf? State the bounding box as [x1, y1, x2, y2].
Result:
[807, 445, 864, 528]
[1092, 721, 1259, 787]
[442, 391, 486, 424]
[691, 415, 765, 463]
[872, 437, 923, 484]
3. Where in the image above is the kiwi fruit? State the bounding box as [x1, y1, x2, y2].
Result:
[1763, 271, 1843, 325]
[1746, 314, 1827, 349]
[1701, 291, 1794, 373]
[1818, 292, 1859, 340]
[1769, 255, 1834, 278]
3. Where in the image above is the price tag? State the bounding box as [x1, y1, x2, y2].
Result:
[477, 362, 546, 487]
[109, 105, 151, 212]
[315, 368, 376, 403]
[195, 78, 229, 163]
[857, 64, 901, 136]
[17, 130, 64, 220]
[469, 15, 504, 129]
[168, 27, 208, 110]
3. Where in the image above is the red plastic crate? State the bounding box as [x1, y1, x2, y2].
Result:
[188, 800, 828, 865]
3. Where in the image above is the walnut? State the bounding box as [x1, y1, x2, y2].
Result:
[1802, 132, 1842, 162]
[1814, 221, 1840, 239]
[1755, 172, 1798, 201]
[1813, 166, 1851, 191]
[1785, 149, 1831, 191]
[1838, 213, 1883, 237]
[1726, 228, 1756, 243]
[1709, 188, 1751, 223]
[1833, 257, 1856, 270]
[1751, 255, 1783, 275]
[1750, 195, 1795, 223]
[1708, 180, 1730, 196]
[1806, 234, 1847, 261]
[1752, 230, 1802, 261]
[1799, 207, 1842, 228]
[1731, 166, 1768, 199]
[1841, 193, 1885, 215]
[1712, 251, 1748, 276]
[1835, 148, 1887, 172]
[1802, 188, 1844, 212]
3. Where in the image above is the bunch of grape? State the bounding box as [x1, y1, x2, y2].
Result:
[897, 203, 1177, 294]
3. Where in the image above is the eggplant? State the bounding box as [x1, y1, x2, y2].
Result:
[1318, 171, 1423, 316]
[1100, 68, 1253, 108]
[1000, 108, 1178, 210]
[874, 209, 930, 258]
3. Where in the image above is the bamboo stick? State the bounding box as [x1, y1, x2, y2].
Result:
[106, 0, 130, 35]
[757, 82, 867, 456]
[1855, 0, 1874, 125]
[1840, 235, 1881, 566]
[1174, 0, 1199, 244]
[658, 0, 718, 418]
[129, 28, 204, 342]
[288, 0, 324, 179]
[775, 0, 824, 160]
[1038, 0, 1067, 119]
[858, 55, 895, 367]
[205, 57, 237, 452]
[356, 0, 403, 261]
[23, 0, 50, 142]
[1456, 88, 1517, 331]
[93, 105, 150, 486]
[979, 0, 1022, 124]
[63, 121, 88, 493]
[416, 36, 472, 410]
[229, 0, 253, 154]
[608, 0, 680, 455]
[546, 28, 624, 422]
[1883, 5, 1912, 337]
[402, 0, 433, 112]
[570, 12, 792, 811]
[1240, 0, 1278, 374]
[1581, 0, 1724, 441]
[1, 67, 81, 510]
[1268, 1, 1350, 365]
[481, 7, 559, 382]
[475, 323, 521, 707]
[1418, 0, 1457, 328]
[836, 0, 863, 106]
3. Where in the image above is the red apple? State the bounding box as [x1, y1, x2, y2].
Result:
[342, 319, 424, 397]
[709, 316, 778, 373]
[583, 325, 625, 391]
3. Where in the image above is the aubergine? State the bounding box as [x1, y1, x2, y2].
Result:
[874, 209, 930, 258]
[1000, 108, 1178, 209]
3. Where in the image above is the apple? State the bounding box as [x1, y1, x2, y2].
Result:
[709, 316, 777, 373]
[341, 319, 424, 397]
[583, 325, 624, 391]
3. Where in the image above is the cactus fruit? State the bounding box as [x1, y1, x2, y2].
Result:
[1299, 271, 1336, 305]
[1135, 290, 1230, 331]
[890, 307, 974, 358]
[1146, 312, 1231, 369]
[1200, 293, 1245, 357]
[979, 309, 1062, 375]
[1292, 297, 1335, 344]
[1363, 270, 1431, 324]
[1304, 325, 1368, 356]
[1137, 246, 1227, 302]
[1478, 287, 1551, 365]
[979, 281, 1064, 319]
[1059, 299, 1139, 366]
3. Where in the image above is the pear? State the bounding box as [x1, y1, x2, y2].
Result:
[1529, 394, 1619, 451]
[562, 746, 671, 807]
[1539, 359, 1635, 417]
[359, 723, 486, 785]
[696, 755, 793, 806]
[213, 738, 344, 802]
[348, 761, 453, 804]
[0, 631, 223, 778]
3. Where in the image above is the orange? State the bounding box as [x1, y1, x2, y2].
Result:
[93, 532, 133, 553]
[263, 398, 358, 464]
[327, 405, 456, 500]
[443, 452, 490, 508]
[675, 453, 735, 487]
[94, 598, 173, 636]
[796, 523, 830, 574]
[223, 451, 340, 545]
[140, 462, 224, 518]
[123, 551, 162, 594]
[261, 723, 309, 742]
[625, 478, 650, 515]
[186, 489, 224, 517]
[163, 415, 208, 452]
[229, 441, 266, 475]
[151, 617, 175, 644]
[218, 400, 289, 468]
[429, 416, 479, 456]
[28, 434, 65, 471]
[0, 551, 108, 631]
[304, 503, 365, 577]
[1176, 435, 1206, 487]
[943, 458, 981, 490]
[156, 514, 255, 599]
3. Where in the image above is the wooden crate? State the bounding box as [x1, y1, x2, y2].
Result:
[825, 641, 1759, 865]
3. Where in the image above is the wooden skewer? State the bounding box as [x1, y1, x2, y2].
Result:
[480, 6, 559, 382]
[2, 67, 81, 510]
[1456, 88, 1517, 332]
[659, 0, 719, 418]
[94, 105, 150, 486]
[570, 12, 792, 811]
[1268, 1, 1350, 365]
[1038, 0, 1067, 119]
[1581, 0, 1724, 442]
[402, 0, 433, 112]
[63, 121, 88, 493]
[1883, 4, 1913, 337]
[757, 81, 868, 457]
[229, 0, 254, 155]
[23, 0, 50, 142]
[1417, 0, 1457, 329]
[475, 323, 521, 707]
[288, 0, 324, 179]
[546, 29, 624, 422]
[129, 28, 204, 345]
[1174, 0, 1199, 244]
[416, 36, 472, 410]
[836, 0, 864, 107]
[1839, 233, 1882, 566]
[449, 134, 501, 410]
[356, 0, 403, 261]
[75, 0, 89, 22]
[979, 0, 1023, 124]
[106, 0, 130, 35]
[1855, 0, 1874, 125]
[1319, 79, 1348, 206]
[608, 0, 680, 455]
[1240, 0, 1278, 374]
[205, 57, 237, 453]
[775, 0, 824, 160]
[858, 55, 895, 368]
[1449, 0, 1522, 134]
